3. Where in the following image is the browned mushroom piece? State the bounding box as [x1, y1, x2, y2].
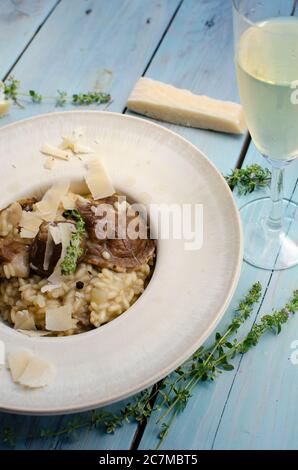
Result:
[17, 197, 37, 212]
[76, 194, 155, 271]
[0, 239, 30, 278]
[30, 222, 61, 277]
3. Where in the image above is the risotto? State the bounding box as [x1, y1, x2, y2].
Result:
[0, 183, 155, 336]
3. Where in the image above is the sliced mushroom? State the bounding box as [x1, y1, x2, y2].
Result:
[76, 194, 155, 270]
[30, 222, 62, 277]
[0, 239, 30, 278]
[30, 220, 83, 277]
[18, 197, 37, 212]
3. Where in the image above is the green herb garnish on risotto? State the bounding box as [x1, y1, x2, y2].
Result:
[61, 210, 86, 275]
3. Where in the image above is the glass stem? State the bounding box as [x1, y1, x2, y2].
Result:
[267, 164, 284, 230]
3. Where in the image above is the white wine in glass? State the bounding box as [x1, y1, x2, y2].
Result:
[233, 0, 298, 270]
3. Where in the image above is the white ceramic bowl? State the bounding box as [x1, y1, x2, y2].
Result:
[0, 111, 242, 414]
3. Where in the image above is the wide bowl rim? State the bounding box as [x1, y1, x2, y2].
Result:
[0, 110, 243, 414]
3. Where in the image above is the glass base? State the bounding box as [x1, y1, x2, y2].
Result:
[240, 197, 298, 271]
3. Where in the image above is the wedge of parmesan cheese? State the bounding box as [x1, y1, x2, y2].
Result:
[127, 77, 246, 134]
[35, 180, 70, 221]
[40, 143, 70, 160]
[85, 158, 115, 200]
[45, 305, 75, 331]
[20, 211, 42, 238]
[0, 99, 11, 116]
[0, 340, 5, 367]
[8, 349, 33, 382]
[13, 310, 36, 331]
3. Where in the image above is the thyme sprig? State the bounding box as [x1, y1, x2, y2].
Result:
[0, 76, 111, 108]
[61, 210, 86, 275]
[2, 283, 297, 449]
[225, 163, 271, 195]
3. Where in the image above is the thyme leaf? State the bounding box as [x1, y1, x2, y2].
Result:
[0, 76, 111, 109]
[225, 164, 271, 195]
[61, 210, 86, 276]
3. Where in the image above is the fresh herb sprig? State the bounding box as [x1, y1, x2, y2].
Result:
[0, 76, 111, 108]
[61, 209, 86, 275]
[2, 283, 297, 449]
[225, 164, 271, 195]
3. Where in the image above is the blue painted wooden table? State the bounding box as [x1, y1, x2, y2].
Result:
[0, 0, 297, 450]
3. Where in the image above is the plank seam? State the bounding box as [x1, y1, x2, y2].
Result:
[122, 0, 184, 117]
[2, 0, 61, 81]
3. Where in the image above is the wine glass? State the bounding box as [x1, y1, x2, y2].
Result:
[232, 0, 298, 270]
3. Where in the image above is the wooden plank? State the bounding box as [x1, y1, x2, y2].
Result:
[138, 0, 298, 450]
[0, 0, 182, 451]
[213, 268, 298, 450]
[126, 0, 248, 174]
[212, 152, 298, 449]
[0, 0, 59, 77]
[138, 146, 298, 450]
[0, 0, 182, 126]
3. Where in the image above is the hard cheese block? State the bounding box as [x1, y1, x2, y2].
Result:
[127, 77, 246, 134]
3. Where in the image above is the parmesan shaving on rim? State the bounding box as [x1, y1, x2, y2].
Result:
[35, 180, 70, 221]
[45, 305, 75, 331]
[0, 340, 5, 367]
[44, 157, 55, 170]
[85, 157, 115, 200]
[47, 222, 75, 284]
[8, 349, 33, 382]
[13, 310, 36, 331]
[61, 132, 94, 155]
[40, 143, 70, 160]
[17, 356, 56, 388]
[73, 142, 94, 154]
[20, 211, 42, 238]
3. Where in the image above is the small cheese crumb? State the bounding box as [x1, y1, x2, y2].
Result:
[45, 305, 75, 331]
[40, 143, 70, 160]
[41, 283, 62, 293]
[102, 250, 111, 260]
[73, 142, 94, 154]
[85, 157, 115, 200]
[20, 211, 42, 238]
[44, 157, 55, 170]
[13, 310, 36, 331]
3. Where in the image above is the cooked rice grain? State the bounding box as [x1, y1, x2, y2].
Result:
[0, 263, 151, 336]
